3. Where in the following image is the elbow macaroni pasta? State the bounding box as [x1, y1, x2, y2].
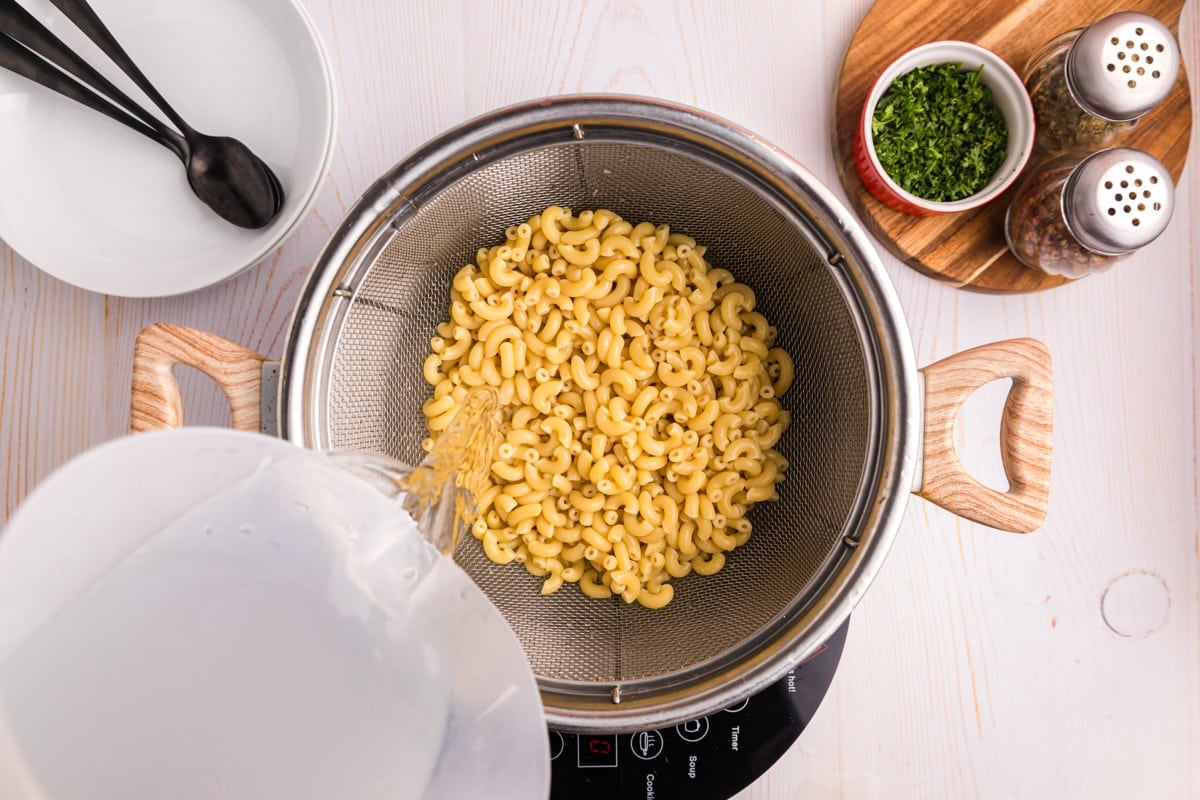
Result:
[422, 208, 792, 609]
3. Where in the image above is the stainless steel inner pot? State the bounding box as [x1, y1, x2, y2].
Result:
[279, 96, 920, 732]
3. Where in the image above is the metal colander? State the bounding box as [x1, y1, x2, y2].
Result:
[279, 97, 919, 732]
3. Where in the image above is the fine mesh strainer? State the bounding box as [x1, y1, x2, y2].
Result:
[129, 96, 1055, 732]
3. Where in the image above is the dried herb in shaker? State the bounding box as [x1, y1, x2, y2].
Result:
[1005, 148, 1175, 278]
[1025, 35, 1133, 151]
[1006, 158, 1106, 276]
[1024, 13, 1180, 153]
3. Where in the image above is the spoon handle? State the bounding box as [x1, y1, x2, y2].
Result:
[0, 31, 180, 156]
[44, 0, 191, 135]
[0, 0, 187, 158]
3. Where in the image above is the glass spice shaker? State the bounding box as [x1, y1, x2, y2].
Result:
[1005, 147, 1174, 278]
[1024, 12, 1180, 152]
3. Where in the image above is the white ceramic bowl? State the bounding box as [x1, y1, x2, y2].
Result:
[0, 0, 337, 297]
[853, 40, 1035, 216]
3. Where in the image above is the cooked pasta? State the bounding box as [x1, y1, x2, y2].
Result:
[421, 207, 793, 609]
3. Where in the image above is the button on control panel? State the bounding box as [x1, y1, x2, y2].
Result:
[675, 716, 709, 743]
[630, 730, 664, 761]
[548, 731, 565, 761]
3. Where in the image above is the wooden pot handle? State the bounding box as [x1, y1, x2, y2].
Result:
[130, 323, 268, 433]
[916, 338, 1053, 533]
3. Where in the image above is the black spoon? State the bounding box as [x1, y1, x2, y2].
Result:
[0, 0, 283, 229]
[45, 0, 285, 226]
[0, 30, 283, 225]
[0, 31, 187, 156]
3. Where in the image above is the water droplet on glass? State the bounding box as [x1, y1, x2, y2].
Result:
[296, 502, 309, 513]
[239, 524, 254, 536]
[400, 567, 418, 582]
[202, 525, 214, 536]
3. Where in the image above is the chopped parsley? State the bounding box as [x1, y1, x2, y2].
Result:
[871, 63, 1008, 202]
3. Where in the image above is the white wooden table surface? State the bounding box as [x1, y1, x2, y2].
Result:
[2, 1, 1198, 798]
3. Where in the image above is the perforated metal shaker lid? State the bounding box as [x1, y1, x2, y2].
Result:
[1066, 12, 1180, 121]
[1063, 147, 1174, 255]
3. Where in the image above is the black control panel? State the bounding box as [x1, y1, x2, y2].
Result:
[549, 621, 848, 800]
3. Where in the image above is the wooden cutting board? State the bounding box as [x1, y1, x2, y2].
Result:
[832, 0, 1192, 293]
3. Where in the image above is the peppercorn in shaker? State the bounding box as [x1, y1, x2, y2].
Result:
[1005, 147, 1174, 278]
[1024, 12, 1180, 152]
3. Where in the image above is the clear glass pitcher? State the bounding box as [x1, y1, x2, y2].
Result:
[0, 392, 548, 800]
